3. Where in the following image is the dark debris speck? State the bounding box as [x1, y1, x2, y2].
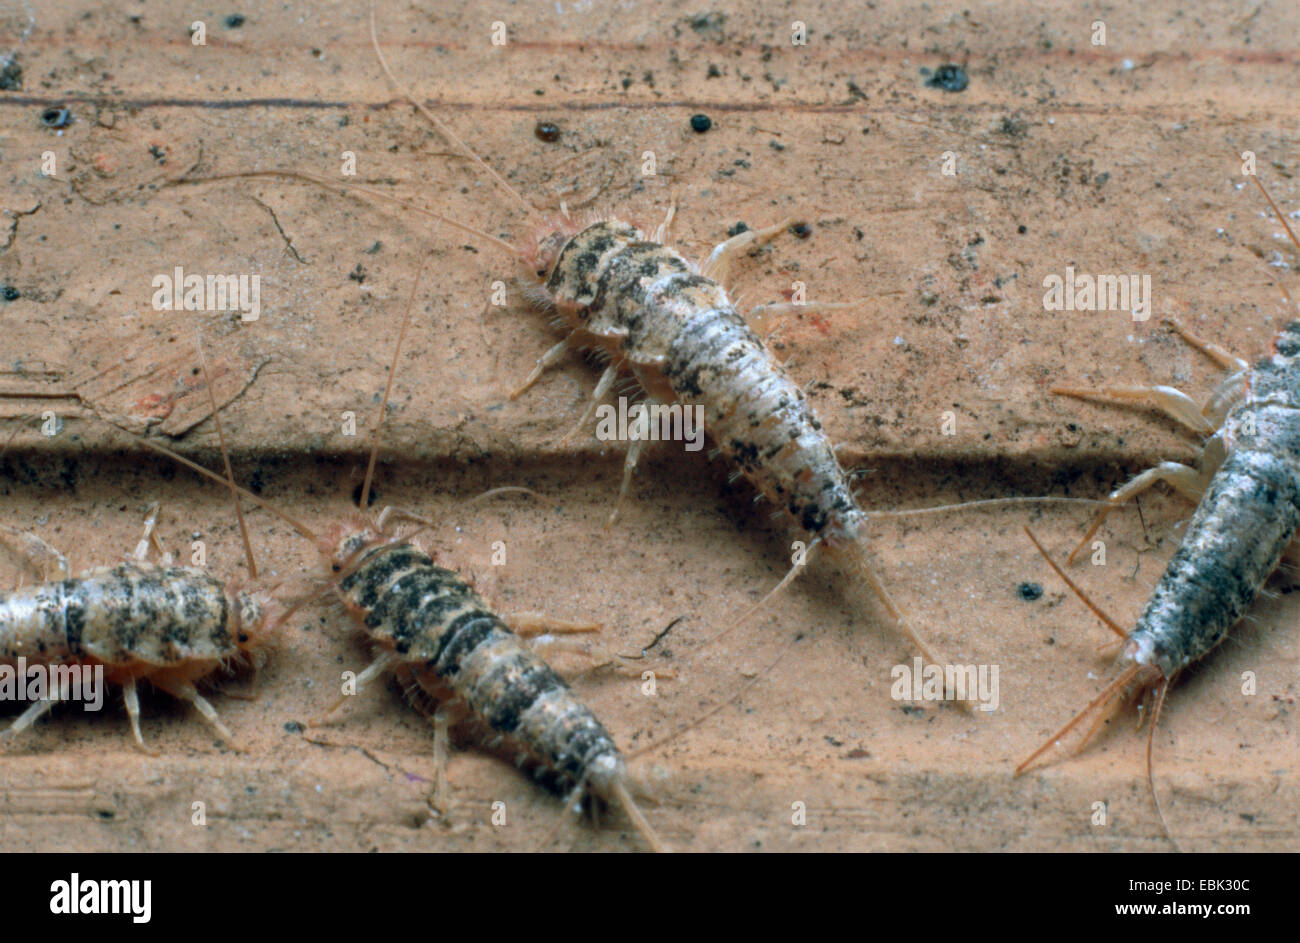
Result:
[1017, 581, 1044, 601]
[224, 14, 246, 28]
[689, 113, 712, 133]
[0, 58, 21, 91]
[727, 221, 749, 237]
[534, 121, 560, 143]
[925, 63, 969, 92]
[1, 285, 20, 302]
[791, 222, 811, 239]
[41, 107, 72, 129]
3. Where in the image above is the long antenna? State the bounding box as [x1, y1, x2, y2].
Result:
[195, 328, 259, 579]
[360, 252, 428, 513]
[135, 437, 320, 544]
[369, 0, 541, 223]
[180, 170, 519, 259]
[1250, 173, 1300, 255]
[1022, 526, 1127, 639]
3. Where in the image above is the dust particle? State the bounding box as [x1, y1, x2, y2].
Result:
[727, 221, 749, 237]
[534, 121, 560, 143]
[225, 14, 246, 28]
[925, 64, 969, 92]
[690, 113, 712, 133]
[0, 58, 20, 91]
[791, 222, 811, 239]
[1017, 581, 1044, 601]
[1, 285, 19, 301]
[41, 107, 72, 129]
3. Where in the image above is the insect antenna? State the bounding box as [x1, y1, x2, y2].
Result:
[1014, 661, 1150, 774]
[177, 170, 519, 260]
[359, 250, 428, 515]
[1250, 172, 1300, 256]
[831, 538, 977, 709]
[1022, 525, 1126, 639]
[134, 437, 319, 545]
[1017, 525, 1165, 773]
[369, 0, 542, 225]
[195, 328, 259, 578]
[628, 634, 800, 761]
[607, 778, 667, 854]
[1145, 677, 1183, 852]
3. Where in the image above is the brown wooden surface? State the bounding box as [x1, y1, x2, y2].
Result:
[0, 0, 1296, 851]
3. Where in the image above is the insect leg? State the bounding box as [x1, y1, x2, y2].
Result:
[1066, 461, 1208, 564]
[1164, 315, 1249, 372]
[0, 696, 56, 744]
[1051, 384, 1217, 436]
[154, 679, 242, 750]
[701, 217, 795, 286]
[509, 338, 571, 400]
[0, 525, 70, 581]
[609, 437, 646, 526]
[131, 501, 173, 564]
[121, 677, 159, 756]
[429, 702, 466, 814]
[744, 301, 857, 344]
[311, 650, 399, 725]
[561, 363, 619, 442]
[652, 193, 678, 244]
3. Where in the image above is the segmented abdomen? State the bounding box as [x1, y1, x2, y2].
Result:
[0, 563, 234, 666]
[546, 220, 863, 542]
[337, 542, 625, 793]
[1129, 402, 1300, 677]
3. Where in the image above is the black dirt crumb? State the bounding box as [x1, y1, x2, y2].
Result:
[706, 63, 722, 78]
[348, 263, 366, 284]
[791, 222, 811, 239]
[727, 221, 750, 237]
[224, 14, 246, 28]
[1017, 581, 1044, 601]
[0, 58, 21, 91]
[284, 721, 305, 733]
[925, 64, 969, 92]
[41, 107, 72, 129]
[534, 121, 560, 143]
[1, 285, 20, 301]
[690, 113, 713, 133]
[1018, 224, 1027, 234]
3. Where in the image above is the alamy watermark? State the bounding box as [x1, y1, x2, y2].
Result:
[151, 266, 261, 321]
[595, 397, 704, 451]
[890, 657, 1000, 711]
[0, 658, 105, 711]
[1042, 266, 1152, 321]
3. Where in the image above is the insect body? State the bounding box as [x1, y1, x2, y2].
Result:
[0, 506, 278, 751]
[150, 265, 666, 851]
[321, 514, 661, 850]
[354, 4, 952, 673]
[1021, 228, 1300, 846]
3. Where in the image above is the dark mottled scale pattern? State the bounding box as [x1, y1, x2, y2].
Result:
[1128, 331, 1300, 677]
[338, 541, 625, 792]
[0, 562, 234, 666]
[546, 220, 864, 542]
